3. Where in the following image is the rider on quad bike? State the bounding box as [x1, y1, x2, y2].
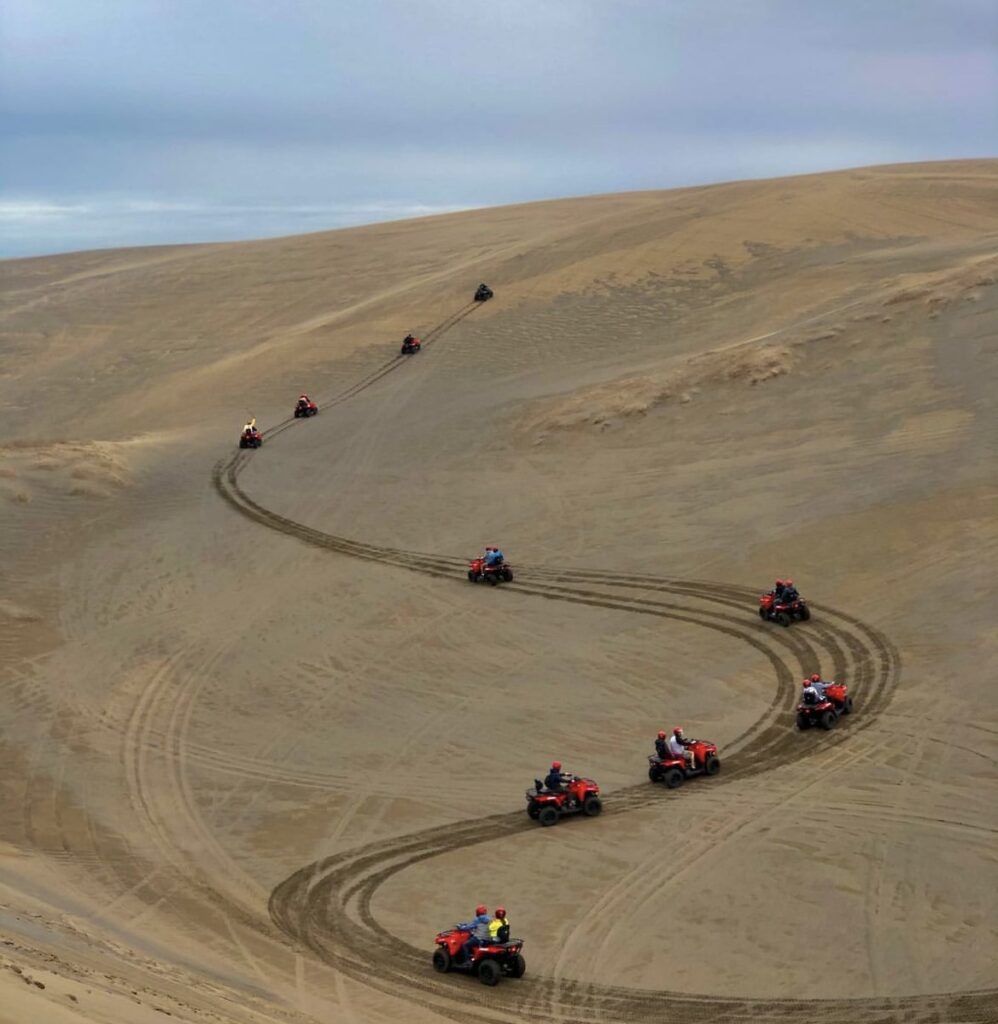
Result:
[432, 909, 525, 986]
[648, 728, 721, 787]
[400, 332, 421, 355]
[239, 418, 262, 449]
[526, 762, 602, 826]
[474, 282, 493, 302]
[759, 577, 809, 626]
[797, 676, 853, 730]
[668, 726, 695, 771]
[294, 394, 318, 417]
[467, 546, 512, 584]
[456, 905, 492, 961]
[655, 730, 670, 759]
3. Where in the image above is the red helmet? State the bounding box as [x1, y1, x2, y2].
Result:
[810, 673, 821, 683]
[785, 579, 794, 586]
[551, 760, 561, 770]
[657, 730, 667, 739]
[495, 906, 506, 918]
[775, 578, 785, 586]
[673, 726, 683, 736]
[475, 904, 487, 917]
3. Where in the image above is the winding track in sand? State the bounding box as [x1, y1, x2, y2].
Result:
[206, 301, 996, 1023]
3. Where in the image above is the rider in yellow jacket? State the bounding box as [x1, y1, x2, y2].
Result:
[488, 907, 509, 942]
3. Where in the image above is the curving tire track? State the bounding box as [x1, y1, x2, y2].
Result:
[206, 303, 995, 1022]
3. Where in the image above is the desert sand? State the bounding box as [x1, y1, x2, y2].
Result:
[1, 160, 997, 1024]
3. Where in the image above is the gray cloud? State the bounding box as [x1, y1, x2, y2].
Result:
[1, 0, 995, 256]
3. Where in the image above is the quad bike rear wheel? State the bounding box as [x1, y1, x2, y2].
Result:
[527, 805, 539, 819]
[798, 605, 811, 621]
[841, 696, 853, 714]
[797, 712, 811, 730]
[501, 568, 513, 582]
[432, 948, 451, 973]
[538, 806, 560, 827]
[478, 959, 501, 986]
[663, 768, 684, 789]
[648, 766, 661, 783]
[704, 755, 721, 776]
[758, 606, 769, 620]
[582, 795, 602, 816]
[819, 710, 837, 730]
[467, 571, 477, 582]
[776, 612, 791, 627]
[508, 953, 526, 978]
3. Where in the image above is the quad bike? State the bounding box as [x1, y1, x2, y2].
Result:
[525, 774, 601, 826]
[239, 428, 263, 449]
[474, 284, 494, 302]
[400, 335, 422, 355]
[432, 929, 525, 986]
[467, 557, 513, 585]
[293, 398, 318, 418]
[648, 738, 721, 788]
[759, 591, 810, 626]
[796, 682, 853, 730]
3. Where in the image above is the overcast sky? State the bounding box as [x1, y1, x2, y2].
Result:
[1, 0, 995, 257]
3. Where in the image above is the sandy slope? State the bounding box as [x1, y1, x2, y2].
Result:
[1, 160, 996, 1023]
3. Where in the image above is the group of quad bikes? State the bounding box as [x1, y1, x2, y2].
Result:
[233, 286, 856, 988]
[237, 284, 495, 444]
[525, 733, 722, 829]
[437, 576, 855, 987]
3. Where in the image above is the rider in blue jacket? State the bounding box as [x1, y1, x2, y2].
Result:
[456, 905, 492, 961]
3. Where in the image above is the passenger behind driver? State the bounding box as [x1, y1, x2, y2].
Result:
[489, 907, 510, 943]
[655, 730, 669, 760]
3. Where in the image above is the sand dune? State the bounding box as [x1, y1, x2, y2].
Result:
[1, 160, 996, 1024]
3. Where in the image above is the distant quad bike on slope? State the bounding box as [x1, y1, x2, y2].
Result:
[526, 774, 602, 826]
[293, 397, 318, 418]
[432, 929, 525, 986]
[467, 557, 513, 585]
[648, 737, 721, 788]
[239, 427, 263, 449]
[797, 681, 853, 730]
[400, 333, 422, 355]
[474, 283, 494, 302]
[759, 591, 810, 626]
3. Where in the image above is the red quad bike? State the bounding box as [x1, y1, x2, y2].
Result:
[648, 738, 721, 788]
[759, 592, 810, 626]
[239, 428, 263, 449]
[400, 335, 422, 355]
[432, 929, 525, 986]
[797, 682, 853, 731]
[293, 398, 318, 418]
[467, 557, 513, 585]
[526, 774, 602, 826]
